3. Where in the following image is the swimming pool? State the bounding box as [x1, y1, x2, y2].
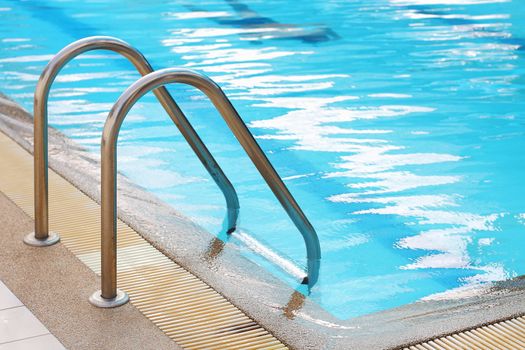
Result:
[0, 0, 524, 320]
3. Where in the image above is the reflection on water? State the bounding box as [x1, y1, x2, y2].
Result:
[0, 0, 524, 319]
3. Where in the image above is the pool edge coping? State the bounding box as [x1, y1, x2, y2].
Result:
[3, 92, 525, 349]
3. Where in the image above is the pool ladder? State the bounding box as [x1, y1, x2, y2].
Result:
[25, 36, 321, 308]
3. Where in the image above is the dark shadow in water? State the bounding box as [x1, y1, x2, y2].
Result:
[13, 2, 98, 39]
[182, 0, 339, 44]
[506, 38, 525, 52]
[205, 236, 227, 261]
[405, 5, 524, 52]
[282, 290, 306, 320]
[204, 228, 231, 262]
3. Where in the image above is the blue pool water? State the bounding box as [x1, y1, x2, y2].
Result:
[1, 0, 525, 320]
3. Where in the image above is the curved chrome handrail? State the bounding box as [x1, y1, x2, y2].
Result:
[91, 68, 321, 306]
[24, 36, 239, 247]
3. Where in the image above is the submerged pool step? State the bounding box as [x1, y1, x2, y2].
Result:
[406, 316, 525, 350]
[0, 131, 287, 350]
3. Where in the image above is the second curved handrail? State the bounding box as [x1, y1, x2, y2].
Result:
[24, 36, 239, 247]
[92, 68, 321, 306]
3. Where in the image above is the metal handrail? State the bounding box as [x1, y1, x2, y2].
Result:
[24, 36, 239, 247]
[90, 68, 321, 307]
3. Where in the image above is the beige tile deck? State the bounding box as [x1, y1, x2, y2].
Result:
[0, 335, 65, 350]
[0, 282, 22, 311]
[0, 280, 65, 350]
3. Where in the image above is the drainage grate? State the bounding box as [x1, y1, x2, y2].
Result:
[405, 316, 525, 350]
[0, 131, 287, 350]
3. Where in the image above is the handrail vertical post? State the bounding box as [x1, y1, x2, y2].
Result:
[89, 135, 128, 307]
[23, 61, 60, 247]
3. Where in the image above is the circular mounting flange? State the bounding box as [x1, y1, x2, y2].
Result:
[23, 232, 60, 247]
[89, 289, 129, 308]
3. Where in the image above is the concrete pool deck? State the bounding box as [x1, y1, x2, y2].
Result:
[0, 192, 179, 350]
[2, 91, 525, 349]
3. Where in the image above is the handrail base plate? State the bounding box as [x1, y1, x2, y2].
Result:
[23, 231, 60, 247]
[89, 289, 129, 308]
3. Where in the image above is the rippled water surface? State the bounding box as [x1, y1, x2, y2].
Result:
[1, 0, 525, 319]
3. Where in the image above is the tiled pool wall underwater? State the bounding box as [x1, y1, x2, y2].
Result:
[1, 0, 525, 347]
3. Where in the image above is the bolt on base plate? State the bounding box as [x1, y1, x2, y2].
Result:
[89, 289, 129, 308]
[23, 232, 60, 247]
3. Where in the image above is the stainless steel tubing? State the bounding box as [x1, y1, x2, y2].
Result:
[26, 36, 239, 249]
[96, 68, 321, 306]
